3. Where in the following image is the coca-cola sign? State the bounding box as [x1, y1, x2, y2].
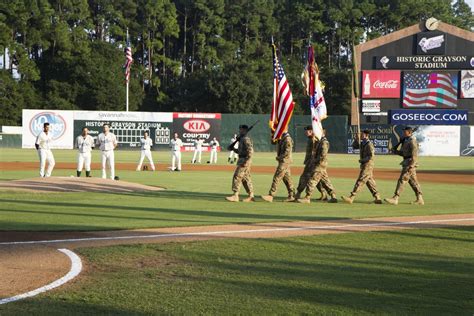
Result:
[362, 70, 401, 98]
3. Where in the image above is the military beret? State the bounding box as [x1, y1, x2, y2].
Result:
[362, 129, 371, 134]
[403, 126, 413, 131]
[304, 125, 312, 131]
[239, 124, 249, 129]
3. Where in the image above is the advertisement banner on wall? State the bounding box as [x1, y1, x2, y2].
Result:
[460, 126, 474, 156]
[402, 71, 458, 108]
[389, 109, 468, 125]
[22, 109, 75, 149]
[362, 70, 401, 98]
[73, 111, 173, 150]
[172, 113, 221, 152]
[460, 70, 474, 98]
[362, 100, 381, 113]
[416, 125, 460, 156]
[347, 125, 399, 154]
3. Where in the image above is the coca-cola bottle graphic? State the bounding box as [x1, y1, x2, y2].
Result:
[364, 73, 371, 96]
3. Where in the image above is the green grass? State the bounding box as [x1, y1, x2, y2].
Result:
[1, 148, 473, 170]
[2, 227, 473, 315]
[0, 168, 472, 231]
[0, 148, 472, 231]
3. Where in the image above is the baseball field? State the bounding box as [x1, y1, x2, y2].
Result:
[0, 148, 473, 314]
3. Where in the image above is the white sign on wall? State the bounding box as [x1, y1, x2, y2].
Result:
[22, 110, 75, 149]
[362, 100, 381, 113]
[417, 125, 460, 156]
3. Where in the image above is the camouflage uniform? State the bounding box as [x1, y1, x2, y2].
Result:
[350, 139, 380, 198]
[306, 137, 336, 198]
[295, 136, 326, 198]
[231, 135, 254, 195]
[268, 133, 294, 197]
[393, 136, 422, 197]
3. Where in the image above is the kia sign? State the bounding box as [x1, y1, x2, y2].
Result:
[389, 109, 468, 125]
[22, 109, 75, 149]
[362, 70, 400, 98]
[173, 113, 221, 152]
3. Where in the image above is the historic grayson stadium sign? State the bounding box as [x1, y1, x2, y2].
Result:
[389, 109, 468, 125]
[376, 55, 474, 69]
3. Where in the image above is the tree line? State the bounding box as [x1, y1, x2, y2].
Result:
[0, 0, 472, 125]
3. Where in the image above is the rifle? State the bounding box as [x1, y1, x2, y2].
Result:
[391, 127, 419, 153]
[227, 120, 260, 151]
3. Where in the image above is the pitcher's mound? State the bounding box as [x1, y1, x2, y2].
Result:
[0, 177, 164, 193]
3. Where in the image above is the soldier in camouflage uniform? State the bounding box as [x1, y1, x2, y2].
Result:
[261, 131, 295, 202]
[294, 126, 328, 201]
[385, 127, 424, 205]
[297, 130, 338, 203]
[341, 130, 382, 204]
[226, 125, 255, 202]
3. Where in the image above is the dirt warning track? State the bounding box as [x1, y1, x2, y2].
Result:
[1, 161, 472, 184]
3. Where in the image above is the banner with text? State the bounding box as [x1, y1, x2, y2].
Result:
[389, 109, 468, 125]
[172, 113, 221, 152]
[22, 109, 75, 149]
[362, 70, 401, 98]
[73, 111, 173, 150]
[461, 70, 474, 98]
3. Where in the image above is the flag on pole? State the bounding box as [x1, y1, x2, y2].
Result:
[302, 45, 327, 139]
[270, 43, 295, 141]
[123, 34, 133, 83]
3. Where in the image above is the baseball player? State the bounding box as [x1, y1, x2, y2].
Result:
[35, 122, 55, 177]
[228, 134, 238, 163]
[208, 137, 219, 164]
[192, 137, 204, 164]
[341, 130, 382, 204]
[170, 132, 183, 171]
[226, 125, 255, 202]
[385, 126, 424, 205]
[136, 131, 155, 171]
[76, 127, 95, 177]
[97, 123, 118, 180]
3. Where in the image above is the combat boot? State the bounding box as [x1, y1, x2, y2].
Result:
[242, 195, 256, 203]
[411, 195, 424, 205]
[341, 195, 354, 204]
[297, 196, 311, 204]
[316, 191, 328, 201]
[327, 194, 338, 203]
[284, 195, 295, 202]
[384, 196, 399, 205]
[225, 193, 239, 202]
[374, 194, 383, 204]
[261, 195, 273, 202]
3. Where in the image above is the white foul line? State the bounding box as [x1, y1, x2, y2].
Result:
[0, 218, 472, 246]
[0, 249, 82, 305]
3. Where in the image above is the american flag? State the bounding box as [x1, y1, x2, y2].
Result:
[270, 43, 294, 141]
[403, 72, 457, 108]
[302, 45, 327, 139]
[123, 36, 133, 83]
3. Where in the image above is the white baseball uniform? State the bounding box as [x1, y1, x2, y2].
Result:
[76, 134, 95, 172]
[192, 139, 204, 163]
[228, 136, 238, 160]
[35, 131, 55, 177]
[209, 139, 219, 163]
[137, 137, 155, 171]
[97, 132, 117, 179]
[170, 138, 183, 171]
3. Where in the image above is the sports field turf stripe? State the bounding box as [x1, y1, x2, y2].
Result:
[0, 249, 82, 305]
[0, 217, 472, 246]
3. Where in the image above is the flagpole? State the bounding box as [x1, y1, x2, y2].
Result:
[126, 28, 129, 112]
